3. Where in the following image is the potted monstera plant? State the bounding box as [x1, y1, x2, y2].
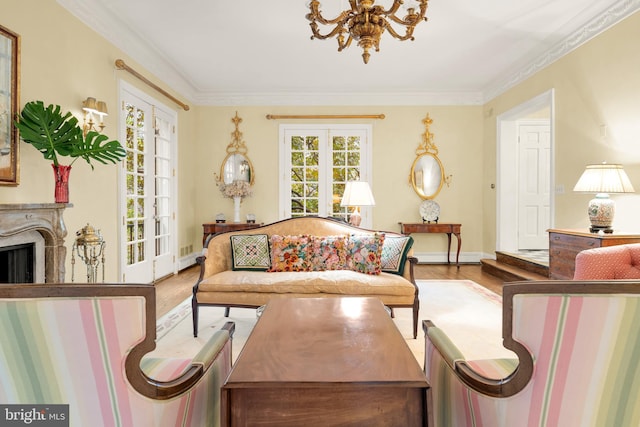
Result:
[15, 100, 126, 203]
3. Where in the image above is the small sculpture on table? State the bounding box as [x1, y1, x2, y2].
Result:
[71, 223, 105, 283]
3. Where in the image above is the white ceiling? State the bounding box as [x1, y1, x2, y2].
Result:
[58, 0, 639, 106]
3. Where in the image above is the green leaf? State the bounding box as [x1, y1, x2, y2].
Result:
[15, 101, 82, 166]
[74, 131, 127, 170]
[15, 101, 125, 170]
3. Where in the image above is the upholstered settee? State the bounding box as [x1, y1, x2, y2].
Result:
[573, 243, 640, 279]
[423, 280, 640, 427]
[192, 216, 419, 338]
[0, 283, 234, 427]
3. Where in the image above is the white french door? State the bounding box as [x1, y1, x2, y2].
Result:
[119, 82, 177, 283]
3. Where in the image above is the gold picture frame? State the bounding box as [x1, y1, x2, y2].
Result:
[0, 24, 19, 185]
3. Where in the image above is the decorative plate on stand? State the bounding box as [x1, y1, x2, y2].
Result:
[420, 200, 440, 223]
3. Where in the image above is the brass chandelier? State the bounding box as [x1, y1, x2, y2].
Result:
[306, 0, 430, 64]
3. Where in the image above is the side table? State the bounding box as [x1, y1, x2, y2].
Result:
[400, 222, 462, 267]
[548, 228, 640, 279]
[202, 222, 263, 246]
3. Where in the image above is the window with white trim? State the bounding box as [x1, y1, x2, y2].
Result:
[279, 124, 373, 227]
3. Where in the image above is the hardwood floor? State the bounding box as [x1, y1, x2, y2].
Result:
[154, 263, 505, 320]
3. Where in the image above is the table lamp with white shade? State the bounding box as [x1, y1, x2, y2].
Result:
[340, 181, 376, 227]
[573, 162, 635, 233]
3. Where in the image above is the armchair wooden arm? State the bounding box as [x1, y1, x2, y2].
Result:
[0, 283, 234, 426]
[424, 280, 640, 427]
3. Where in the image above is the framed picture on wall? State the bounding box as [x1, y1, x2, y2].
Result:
[0, 24, 19, 185]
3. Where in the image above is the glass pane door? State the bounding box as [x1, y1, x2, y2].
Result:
[123, 100, 151, 281]
[153, 110, 175, 279]
[119, 83, 176, 283]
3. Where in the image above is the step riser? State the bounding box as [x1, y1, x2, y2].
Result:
[481, 261, 530, 282]
[481, 257, 549, 282]
[495, 253, 549, 277]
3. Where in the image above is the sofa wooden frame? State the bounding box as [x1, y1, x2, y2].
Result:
[192, 216, 420, 338]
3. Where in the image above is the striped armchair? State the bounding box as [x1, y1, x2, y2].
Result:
[424, 280, 640, 427]
[0, 283, 233, 427]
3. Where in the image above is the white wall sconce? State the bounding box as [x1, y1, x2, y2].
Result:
[82, 97, 108, 136]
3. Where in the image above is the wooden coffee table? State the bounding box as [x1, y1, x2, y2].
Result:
[221, 297, 431, 426]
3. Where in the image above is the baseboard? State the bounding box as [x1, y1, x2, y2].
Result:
[178, 253, 199, 271]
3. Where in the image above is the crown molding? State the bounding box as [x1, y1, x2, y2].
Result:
[483, 0, 640, 102]
[58, 0, 639, 107]
[57, 0, 200, 101]
[191, 91, 485, 106]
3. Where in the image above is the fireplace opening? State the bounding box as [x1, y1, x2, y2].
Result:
[0, 243, 35, 283]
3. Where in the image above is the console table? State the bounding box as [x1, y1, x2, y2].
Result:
[548, 229, 640, 279]
[202, 222, 262, 246]
[400, 222, 462, 267]
[221, 297, 431, 426]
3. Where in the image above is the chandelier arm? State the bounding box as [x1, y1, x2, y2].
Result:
[307, 11, 352, 26]
[310, 23, 349, 41]
[386, 0, 429, 26]
[377, 0, 403, 16]
[386, 13, 427, 26]
[306, 0, 354, 26]
[385, 24, 417, 41]
[340, 34, 354, 51]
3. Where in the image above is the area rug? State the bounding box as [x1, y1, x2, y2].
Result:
[148, 280, 515, 367]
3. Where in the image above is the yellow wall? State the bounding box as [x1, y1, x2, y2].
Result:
[483, 11, 640, 253]
[2, 1, 639, 281]
[196, 106, 483, 261]
[0, 0, 199, 281]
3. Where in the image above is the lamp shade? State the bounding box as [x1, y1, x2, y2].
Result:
[96, 101, 108, 116]
[573, 163, 635, 194]
[82, 97, 99, 113]
[340, 181, 376, 207]
[573, 163, 635, 233]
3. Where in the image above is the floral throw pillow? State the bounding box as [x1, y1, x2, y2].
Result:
[346, 233, 385, 275]
[269, 234, 311, 272]
[381, 235, 414, 275]
[230, 234, 270, 271]
[308, 235, 349, 271]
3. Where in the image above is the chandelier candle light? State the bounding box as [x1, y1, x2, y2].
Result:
[306, 0, 430, 64]
[573, 162, 635, 233]
[341, 181, 376, 226]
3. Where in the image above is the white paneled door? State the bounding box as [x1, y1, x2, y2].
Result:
[517, 122, 551, 249]
[119, 82, 177, 283]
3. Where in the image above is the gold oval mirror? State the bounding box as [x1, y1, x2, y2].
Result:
[411, 153, 444, 200]
[220, 152, 253, 185]
[409, 114, 451, 200]
[215, 111, 255, 188]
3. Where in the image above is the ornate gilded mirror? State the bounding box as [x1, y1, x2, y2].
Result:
[410, 114, 451, 200]
[216, 112, 254, 187]
[221, 152, 252, 185]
